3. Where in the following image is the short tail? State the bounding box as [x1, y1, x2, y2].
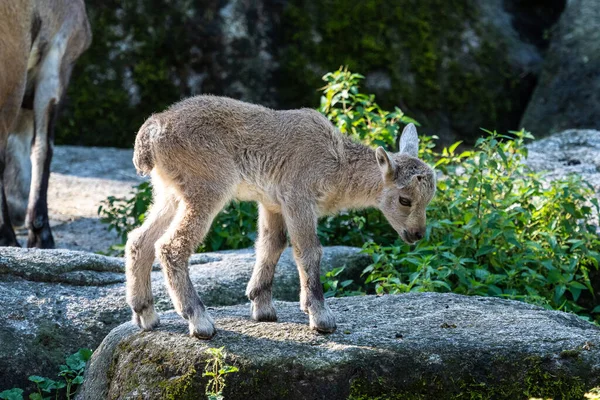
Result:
[132, 117, 160, 176]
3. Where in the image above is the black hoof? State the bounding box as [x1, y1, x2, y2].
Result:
[0, 237, 20, 247]
[27, 226, 55, 249]
[0, 225, 20, 247]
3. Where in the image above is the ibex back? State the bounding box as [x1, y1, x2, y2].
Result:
[126, 95, 436, 338]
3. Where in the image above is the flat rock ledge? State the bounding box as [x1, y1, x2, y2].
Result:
[77, 293, 600, 400]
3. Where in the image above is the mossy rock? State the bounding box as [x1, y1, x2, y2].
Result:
[77, 293, 600, 399]
[58, 0, 564, 147]
[277, 0, 563, 144]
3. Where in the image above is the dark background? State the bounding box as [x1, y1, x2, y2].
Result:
[57, 0, 570, 148]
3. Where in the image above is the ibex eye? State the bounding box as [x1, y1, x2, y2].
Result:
[399, 197, 412, 207]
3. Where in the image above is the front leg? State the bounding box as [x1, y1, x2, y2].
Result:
[27, 82, 59, 248]
[282, 201, 336, 333]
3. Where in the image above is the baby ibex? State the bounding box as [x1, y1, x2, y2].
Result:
[126, 95, 436, 338]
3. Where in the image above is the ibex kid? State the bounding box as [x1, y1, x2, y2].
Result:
[126, 95, 436, 338]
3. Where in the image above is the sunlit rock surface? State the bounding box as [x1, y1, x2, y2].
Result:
[78, 293, 600, 400]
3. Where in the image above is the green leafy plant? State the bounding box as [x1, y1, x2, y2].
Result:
[97, 67, 600, 323]
[320, 67, 419, 150]
[98, 183, 257, 255]
[203, 347, 239, 400]
[0, 349, 92, 400]
[363, 129, 600, 321]
[321, 266, 365, 298]
[586, 387, 600, 400]
[317, 68, 600, 323]
[98, 181, 153, 254]
[0, 389, 24, 400]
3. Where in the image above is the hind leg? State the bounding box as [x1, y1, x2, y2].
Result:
[246, 204, 287, 322]
[0, 85, 27, 247]
[156, 183, 231, 339]
[27, 65, 61, 248]
[5, 109, 34, 227]
[126, 184, 178, 330]
[0, 3, 28, 247]
[0, 136, 19, 247]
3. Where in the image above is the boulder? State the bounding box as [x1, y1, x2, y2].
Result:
[526, 129, 600, 192]
[77, 293, 600, 400]
[521, 0, 600, 136]
[0, 246, 368, 391]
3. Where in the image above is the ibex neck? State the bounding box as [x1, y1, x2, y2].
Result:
[335, 139, 383, 210]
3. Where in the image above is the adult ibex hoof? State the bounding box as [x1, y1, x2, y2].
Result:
[0, 236, 20, 247]
[0, 224, 20, 247]
[27, 225, 55, 249]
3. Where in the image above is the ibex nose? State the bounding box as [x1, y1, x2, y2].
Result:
[403, 229, 425, 243]
[411, 229, 425, 241]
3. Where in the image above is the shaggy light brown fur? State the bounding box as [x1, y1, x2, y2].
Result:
[0, 0, 91, 247]
[127, 95, 436, 338]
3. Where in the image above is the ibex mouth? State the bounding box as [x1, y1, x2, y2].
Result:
[400, 229, 414, 244]
[401, 229, 417, 245]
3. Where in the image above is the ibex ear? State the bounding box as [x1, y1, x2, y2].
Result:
[399, 123, 419, 157]
[376, 147, 395, 183]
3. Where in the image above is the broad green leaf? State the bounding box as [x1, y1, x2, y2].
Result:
[0, 388, 24, 400]
[28, 376, 46, 384]
[475, 246, 495, 257]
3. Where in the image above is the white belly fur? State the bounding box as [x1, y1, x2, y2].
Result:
[234, 182, 281, 213]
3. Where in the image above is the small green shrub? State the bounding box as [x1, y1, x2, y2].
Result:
[318, 68, 600, 322]
[321, 266, 365, 298]
[98, 181, 153, 254]
[98, 68, 600, 323]
[203, 347, 239, 400]
[0, 348, 92, 400]
[98, 184, 257, 255]
[363, 129, 600, 322]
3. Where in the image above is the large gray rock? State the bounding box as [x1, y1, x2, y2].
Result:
[0, 246, 367, 391]
[77, 293, 600, 400]
[521, 0, 600, 136]
[526, 129, 600, 192]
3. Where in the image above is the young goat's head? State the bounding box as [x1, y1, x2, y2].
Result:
[375, 124, 436, 244]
